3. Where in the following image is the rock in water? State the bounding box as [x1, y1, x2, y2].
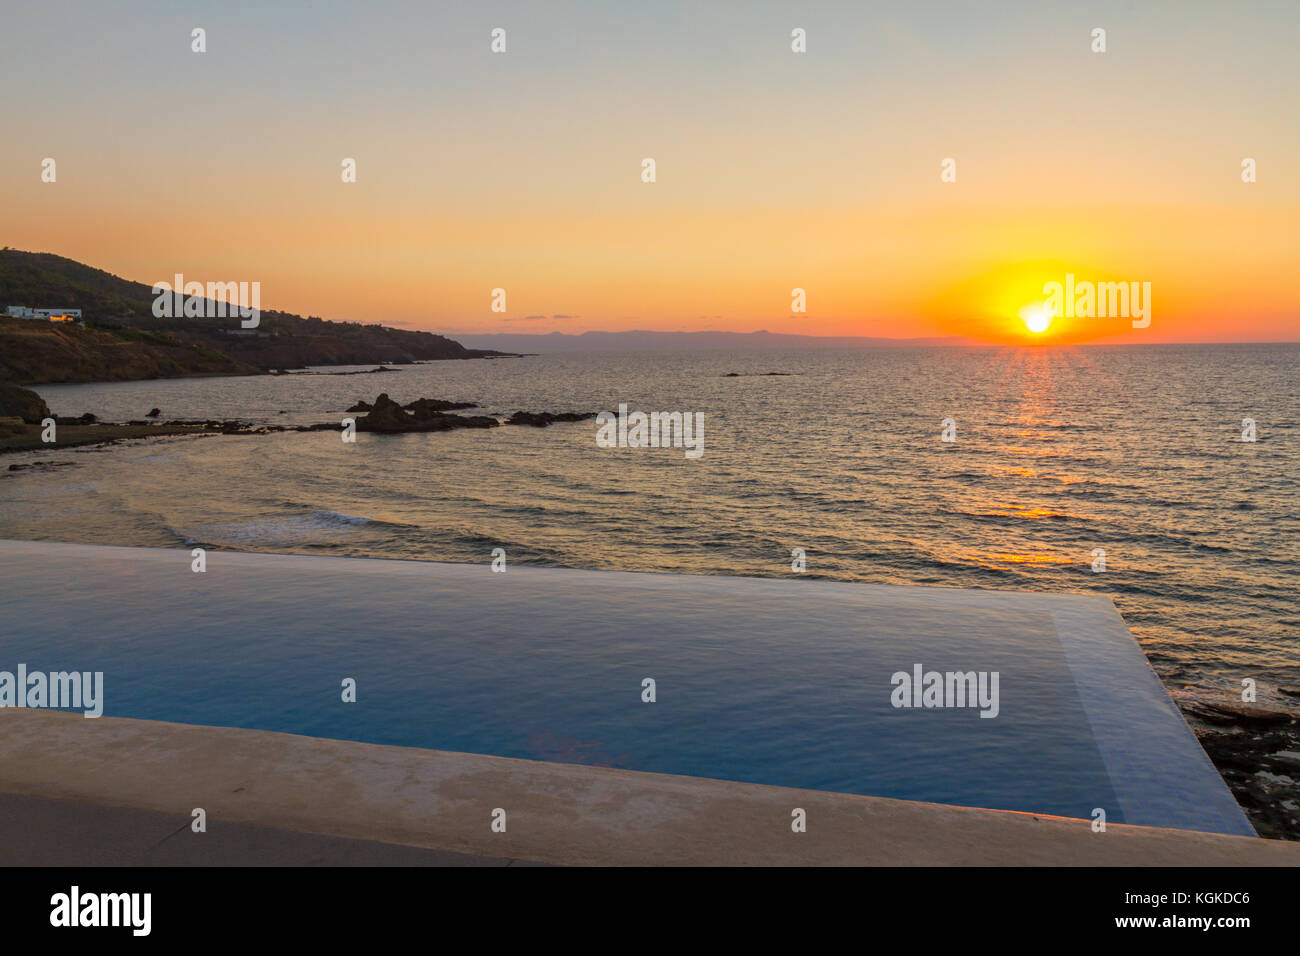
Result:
[356, 393, 414, 432]
[353, 393, 498, 433]
[1183, 699, 1293, 727]
[506, 410, 596, 427]
[404, 398, 478, 417]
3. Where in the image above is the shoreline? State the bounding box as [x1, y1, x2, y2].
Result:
[0, 420, 332, 455]
[0, 387, 593, 454]
[11, 353, 528, 390]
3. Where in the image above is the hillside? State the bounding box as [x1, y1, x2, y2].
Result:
[0, 316, 259, 385]
[0, 249, 504, 383]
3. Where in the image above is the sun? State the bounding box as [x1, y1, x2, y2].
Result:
[1018, 302, 1054, 335]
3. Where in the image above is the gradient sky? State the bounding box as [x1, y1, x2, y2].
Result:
[2, 0, 1297, 343]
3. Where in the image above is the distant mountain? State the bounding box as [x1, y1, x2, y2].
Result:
[0, 249, 505, 383]
[452, 330, 977, 352]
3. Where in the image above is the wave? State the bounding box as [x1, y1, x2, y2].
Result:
[311, 508, 384, 527]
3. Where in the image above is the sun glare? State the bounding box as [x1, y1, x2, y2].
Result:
[1019, 303, 1054, 335]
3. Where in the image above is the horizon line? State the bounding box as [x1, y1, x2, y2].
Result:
[5, 248, 1297, 347]
[453, 329, 1300, 347]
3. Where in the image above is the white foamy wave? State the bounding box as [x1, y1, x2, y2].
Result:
[176, 512, 379, 547]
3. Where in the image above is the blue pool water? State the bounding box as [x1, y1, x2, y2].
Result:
[0, 541, 1252, 835]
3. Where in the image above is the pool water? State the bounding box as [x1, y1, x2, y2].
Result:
[0, 540, 1253, 836]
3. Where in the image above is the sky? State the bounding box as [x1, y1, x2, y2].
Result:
[1, 0, 1297, 344]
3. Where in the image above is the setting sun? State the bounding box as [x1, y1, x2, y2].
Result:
[1019, 303, 1054, 335]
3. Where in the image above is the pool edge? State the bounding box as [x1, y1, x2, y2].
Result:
[0, 710, 1294, 867]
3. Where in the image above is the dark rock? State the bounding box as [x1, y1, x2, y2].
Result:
[1196, 731, 1263, 773]
[8, 460, 74, 472]
[428, 414, 499, 431]
[1193, 715, 1300, 840]
[0, 382, 50, 424]
[146, 408, 161, 418]
[1182, 700, 1294, 727]
[404, 398, 477, 416]
[310, 366, 400, 376]
[354, 394, 499, 433]
[54, 413, 97, 425]
[505, 410, 596, 428]
[362, 411, 498, 433]
[356, 393, 413, 431]
[349, 395, 593, 434]
[346, 401, 373, 413]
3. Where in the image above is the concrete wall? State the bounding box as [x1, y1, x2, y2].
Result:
[1, 710, 1296, 866]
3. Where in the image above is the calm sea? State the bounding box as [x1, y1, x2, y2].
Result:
[4, 344, 1297, 703]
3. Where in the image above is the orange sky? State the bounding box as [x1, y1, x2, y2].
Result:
[2, 2, 1297, 344]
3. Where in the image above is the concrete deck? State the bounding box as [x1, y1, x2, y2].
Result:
[1, 710, 1296, 866]
[0, 792, 544, 866]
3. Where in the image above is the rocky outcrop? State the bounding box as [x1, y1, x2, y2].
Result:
[7, 460, 76, 472]
[302, 366, 399, 376]
[404, 398, 478, 415]
[1177, 691, 1300, 840]
[1182, 700, 1293, 727]
[355, 394, 498, 433]
[356, 394, 412, 431]
[505, 410, 596, 427]
[350, 395, 593, 433]
[347, 397, 473, 416]
[0, 382, 50, 423]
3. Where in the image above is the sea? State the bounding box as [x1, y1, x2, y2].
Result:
[2, 344, 1296, 705]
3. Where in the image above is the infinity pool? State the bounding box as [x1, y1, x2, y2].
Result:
[0, 540, 1252, 835]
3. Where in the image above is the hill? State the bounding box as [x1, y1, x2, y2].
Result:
[0, 249, 504, 383]
[0, 316, 260, 385]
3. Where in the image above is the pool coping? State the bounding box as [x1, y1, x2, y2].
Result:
[0, 710, 1295, 866]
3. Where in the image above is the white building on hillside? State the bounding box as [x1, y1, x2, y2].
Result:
[5, 306, 83, 323]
